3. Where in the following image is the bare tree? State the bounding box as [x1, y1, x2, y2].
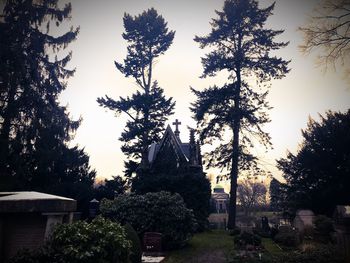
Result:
[300, 0, 350, 73]
[237, 179, 267, 216]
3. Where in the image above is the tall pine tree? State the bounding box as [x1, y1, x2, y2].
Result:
[97, 8, 175, 177]
[192, 0, 290, 228]
[0, 0, 95, 208]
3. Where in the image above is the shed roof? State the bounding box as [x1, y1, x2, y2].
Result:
[0, 191, 76, 213]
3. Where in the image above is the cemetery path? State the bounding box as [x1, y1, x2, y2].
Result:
[163, 230, 233, 263]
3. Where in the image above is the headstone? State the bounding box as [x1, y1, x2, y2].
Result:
[334, 205, 350, 262]
[293, 209, 314, 233]
[89, 198, 99, 218]
[143, 232, 162, 253]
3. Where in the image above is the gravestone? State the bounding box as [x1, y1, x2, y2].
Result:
[143, 232, 162, 253]
[334, 205, 350, 262]
[293, 209, 314, 233]
[89, 198, 99, 218]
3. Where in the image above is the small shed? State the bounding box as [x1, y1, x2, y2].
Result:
[293, 209, 315, 232]
[0, 191, 76, 262]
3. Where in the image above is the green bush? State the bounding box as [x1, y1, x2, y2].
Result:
[313, 215, 334, 243]
[229, 227, 241, 236]
[124, 223, 142, 263]
[100, 191, 197, 249]
[11, 217, 131, 263]
[274, 226, 300, 247]
[234, 231, 261, 248]
[132, 170, 211, 231]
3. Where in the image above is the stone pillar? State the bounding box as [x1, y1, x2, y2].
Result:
[43, 213, 64, 239]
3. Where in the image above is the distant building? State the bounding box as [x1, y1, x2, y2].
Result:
[0, 191, 76, 262]
[208, 185, 230, 229]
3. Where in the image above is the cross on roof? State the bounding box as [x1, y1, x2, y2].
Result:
[172, 119, 181, 137]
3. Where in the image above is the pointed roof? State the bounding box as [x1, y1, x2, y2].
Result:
[148, 125, 189, 164]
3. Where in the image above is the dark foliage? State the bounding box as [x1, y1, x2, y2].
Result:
[274, 226, 301, 247]
[313, 215, 334, 243]
[278, 110, 350, 215]
[94, 176, 127, 200]
[124, 223, 142, 263]
[269, 178, 287, 211]
[100, 191, 196, 249]
[97, 8, 175, 178]
[192, 0, 290, 228]
[0, 0, 95, 213]
[132, 168, 211, 231]
[10, 217, 131, 263]
[234, 231, 262, 249]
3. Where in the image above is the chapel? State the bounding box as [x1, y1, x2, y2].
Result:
[146, 119, 202, 172]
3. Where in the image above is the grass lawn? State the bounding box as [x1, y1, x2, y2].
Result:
[163, 230, 233, 263]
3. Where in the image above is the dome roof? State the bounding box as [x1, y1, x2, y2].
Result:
[213, 184, 225, 193]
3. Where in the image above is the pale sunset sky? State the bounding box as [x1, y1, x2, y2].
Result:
[55, 0, 350, 184]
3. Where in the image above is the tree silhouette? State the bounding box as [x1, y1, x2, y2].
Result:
[237, 179, 267, 216]
[269, 177, 287, 211]
[97, 8, 175, 177]
[192, 0, 290, 228]
[300, 0, 350, 75]
[0, 0, 95, 208]
[278, 110, 350, 215]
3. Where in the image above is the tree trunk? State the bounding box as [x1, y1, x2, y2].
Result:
[227, 71, 241, 230]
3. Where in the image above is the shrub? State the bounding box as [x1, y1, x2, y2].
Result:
[100, 191, 197, 249]
[229, 227, 241, 236]
[302, 225, 315, 240]
[274, 226, 300, 247]
[234, 231, 261, 248]
[270, 226, 279, 238]
[132, 170, 211, 231]
[124, 223, 142, 263]
[313, 215, 334, 243]
[11, 217, 131, 263]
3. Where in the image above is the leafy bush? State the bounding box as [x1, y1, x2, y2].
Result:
[132, 170, 211, 231]
[274, 226, 300, 247]
[100, 191, 197, 249]
[124, 223, 142, 263]
[234, 231, 261, 248]
[313, 215, 334, 243]
[11, 217, 131, 263]
[229, 227, 241, 236]
[302, 225, 315, 240]
[270, 226, 279, 238]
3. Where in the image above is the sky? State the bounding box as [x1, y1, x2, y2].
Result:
[56, 0, 350, 185]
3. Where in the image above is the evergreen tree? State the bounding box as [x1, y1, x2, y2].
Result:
[97, 8, 175, 178]
[269, 178, 286, 212]
[192, 0, 290, 228]
[0, 0, 95, 209]
[278, 110, 350, 215]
